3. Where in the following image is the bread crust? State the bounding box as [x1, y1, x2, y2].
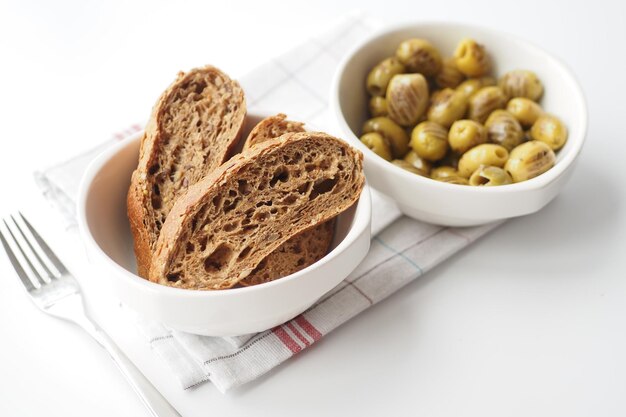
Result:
[149, 132, 364, 290]
[243, 113, 305, 151]
[127, 66, 246, 277]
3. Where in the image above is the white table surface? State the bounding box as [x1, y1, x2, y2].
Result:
[1, 1, 625, 416]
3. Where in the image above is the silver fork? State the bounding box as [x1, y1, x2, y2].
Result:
[0, 213, 181, 417]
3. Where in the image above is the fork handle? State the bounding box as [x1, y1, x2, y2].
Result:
[79, 318, 182, 417]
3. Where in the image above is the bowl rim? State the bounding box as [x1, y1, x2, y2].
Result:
[76, 130, 372, 299]
[330, 20, 588, 194]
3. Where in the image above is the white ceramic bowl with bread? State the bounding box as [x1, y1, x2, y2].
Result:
[77, 112, 371, 336]
[332, 22, 587, 226]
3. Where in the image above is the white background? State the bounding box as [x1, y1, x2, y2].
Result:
[1, 0, 625, 416]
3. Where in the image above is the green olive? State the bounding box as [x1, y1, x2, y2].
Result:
[366, 57, 406, 97]
[499, 70, 543, 101]
[360, 132, 392, 161]
[448, 119, 487, 154]
[468, 86, 508, 123]
[485, 110, 524, 151]
[468, 165, 513, 186]
[456, 76, 496, 99]
[435, 58, 465, 89]
[369, 96, 388, 117]
[396, 38, 442, 76]
[392, 159, 427, 176]
[458, 143, 509, 177]
[385, 73, 430, 127]
[454, 38, 491, 77]
[431, 166, 458, 180]
[435, 175, 469, 185]
[410, 121, 449, 161]
[530, 114, 568, 151]
[427, 88, 468, 128]
[505, 141, 556, 182]
[362, 117, 410, 158]
[403, 150, 432, 176]
[506, 97, 543, 127]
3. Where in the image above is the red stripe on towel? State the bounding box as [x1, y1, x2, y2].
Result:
[286, 322, 310, 346]
[272, 326, 301, 354]
[295, 316, 322, 342]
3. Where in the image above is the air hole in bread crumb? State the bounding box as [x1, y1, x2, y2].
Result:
[238, 246, 252, 259]
[149, 164, 160, 175]
[199, 236, 208, 252]
[228, 189, 237, 197]
[224, 198, 240, 213]
[194, 81, 207, 94]
[204, 244, 233, 273]
[237, 180, 251, 195]
[269, 169, 289, 187]
[152, 184, 161, 196]
[166, 273, 180, 282]
[223, 221, 238, 232]
[305, 163, 316, 172]
[297, 182, 311, 194]
[256, 200, 272, 207]
[185, 242, 195, 254]
[254, 211, 270, 222]
[310, 177, 338, 200]
[281, 194, 298, 205]
[151, 195, 162, 210]
[212, 195, 223, 208]
[242, 224, 258, 232]
[296, 258, 305, 266]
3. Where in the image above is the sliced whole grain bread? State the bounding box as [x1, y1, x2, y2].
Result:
[127, 66, 246, 277]
[149, 132, 364, 290]
[240, 220, 335, 286]
[238, 113, 334, 286]
[242, 113, 305, 151]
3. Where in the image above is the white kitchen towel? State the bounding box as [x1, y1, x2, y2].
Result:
[35, 12, 500, 393]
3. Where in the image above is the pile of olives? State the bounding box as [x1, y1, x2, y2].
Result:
[361, 37, 568, 186]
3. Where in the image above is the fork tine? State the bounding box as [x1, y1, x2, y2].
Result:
[11, 214, 57, 279]
[0, 222, 37, 291]
[5, 217, 51, 284]
[18, 212, 68, 274]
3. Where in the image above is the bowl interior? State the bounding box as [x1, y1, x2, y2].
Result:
[337, 22, 586, 173]
[83, 115, 362, 282]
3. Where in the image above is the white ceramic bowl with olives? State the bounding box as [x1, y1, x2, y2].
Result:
[331, 22, 587, 226]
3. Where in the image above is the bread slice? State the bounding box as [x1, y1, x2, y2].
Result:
[240, 220, 335, 286]
[149, 132, 364, 290]
[243, 113, 305, 151]
[127, 66, 246, 277]
[239, 114, 334, 286]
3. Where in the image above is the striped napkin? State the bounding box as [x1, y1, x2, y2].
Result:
[35, 12, 500, 393]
